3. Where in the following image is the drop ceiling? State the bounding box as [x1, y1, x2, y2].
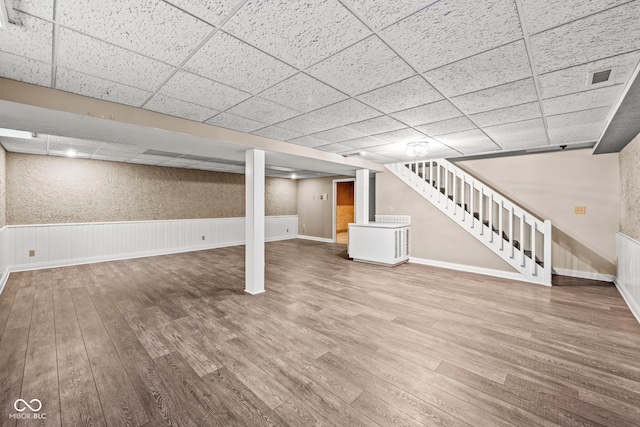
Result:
[0, 0, 639, 168]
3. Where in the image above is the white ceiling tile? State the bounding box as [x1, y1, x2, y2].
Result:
[167, 0, 243, 27]
[391, 100, 462, 126]
[530, 2, 640, 74]
[224, 0, 371, 69]
[12, 0, 54, 19]
[48, 136, 103, 154]
[483, 118, 548, 147]
[548, 122, 603, 145]
[546, 106, 611, 128]
[373, 127, 427, 143]
[367, 139, 457, 161]
[91, 154, 134, 163]
[416, 116, 476, 136]
[226, 97, 301, 124]
[0, 11, 52, 62]
[159, 70, 251, 111]
[144, 94, 220, 122]
[57, 28, 174, 92]
[258, 73, 348, 113]
[278, 98, 379, 134]
[315, 142, 352, 153]
[288, 136, 329, 148]
[252, 126, 303, 141]
[94, 143, 146, 156]
[342, 136, 387, 149]
[158, 158, 200, 167]
[468, 102, 542, 127]
[522, 0, 630, 35]
[0, 138, 48, 155]
[184, 31, 297, 93]
[307, 36, 415, 96]
[341, 0, 434, 30]
[451, 78, 538, 115]
[56, 68, 151, 107]
[205, 112, 267, 132]
[542, 85, 622, 116]
[311, 127, 365, 143]
[0, 52, 50, 86]
[356, 75, 443, 114]
[128, 156, 164, 165]
[346, 116, 405, 135]
[59, 0, 212, 66]
[358, 152, 396, 163]
[538, 51, 640, 99]
[381, 0, 522, 72]
[436, 129, 497, 150]
[275, 115, 333, 135]
[424, 40, 532, 97]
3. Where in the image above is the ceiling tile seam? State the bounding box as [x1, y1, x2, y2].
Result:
[50, 0, 59, 88]
[541, 83, 625, 102]
[536, 49, 640, 78]
[141, 0, 253, 107]
[92, 142, 106, 157]
[159, 0, 221, 27]
[526, 0, 637, 37]
[376, 0, 441, 33]
[544, 105, 614, 119]
[336, 0, 499, 154]
[515, 0, 552, 146]
[143, 92, 224, 115]
[50, 65, 156, 98]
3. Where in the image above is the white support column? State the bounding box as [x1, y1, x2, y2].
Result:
[355, 169, 369, 224]
[245, 149, 265, 295]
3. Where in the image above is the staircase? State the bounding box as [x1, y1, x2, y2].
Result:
[386, 159, 552, 286]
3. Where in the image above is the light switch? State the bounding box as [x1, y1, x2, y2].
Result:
[574, 206, 586, 215]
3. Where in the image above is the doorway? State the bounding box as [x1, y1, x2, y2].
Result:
[334, 180, 355, 244]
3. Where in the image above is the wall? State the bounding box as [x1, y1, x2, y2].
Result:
[296, 176, 336, 239]
[0, 145, 5, 227]
[460, 149, 618, 276]
[376, 171, 514, 272]
[6, 153, 297, 224]
[377, 149, 619, 276]
[620, 132, 640, 240]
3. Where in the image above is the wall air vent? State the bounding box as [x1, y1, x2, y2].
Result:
[591, 69, 612, 85]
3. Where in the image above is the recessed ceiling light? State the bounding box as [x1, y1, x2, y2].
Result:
[0, 127, 33, 139]
[406, 141, 429, 157]
[66, 149, 77, 157]
[291, 173, 296, 179]
[359, 151, 366, 156]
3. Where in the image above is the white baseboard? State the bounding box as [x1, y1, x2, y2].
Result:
[552, 268, 615, 283]
[614, 278, 640, 324]
[296, 235, 334, 243]
[409, 256, 549, 286]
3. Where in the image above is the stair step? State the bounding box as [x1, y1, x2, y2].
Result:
[524, 250, 544, 267]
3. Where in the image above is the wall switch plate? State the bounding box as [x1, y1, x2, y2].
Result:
[202, 236, 205, 240]
[575, 206, 586, 215]
[29, 250, 35, 257]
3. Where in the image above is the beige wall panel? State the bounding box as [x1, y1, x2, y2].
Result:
[297, 176, 336, 239]
[376, 170, 514, 271]
[620, 133, 640, 241]
[460, 149, 618, 275]
[0, 145, 5, 227]
[6, 153, 296, 224]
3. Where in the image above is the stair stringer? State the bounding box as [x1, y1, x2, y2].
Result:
[386, 160, 552, 286]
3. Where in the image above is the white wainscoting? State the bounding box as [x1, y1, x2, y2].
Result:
[0, 216, 298, 293]
[615, 232, 640, 323]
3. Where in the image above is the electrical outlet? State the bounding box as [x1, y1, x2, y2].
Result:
[286, 228, 289, 232]
[202, 236, 205, 240]
[29, 250, 35, 257]
[574, 206, 586, 215]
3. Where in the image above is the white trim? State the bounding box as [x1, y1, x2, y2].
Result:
[332, 178, 355, 243]
[552, 268, 615, 283]
[296, 235, 334, 243]
[614, 277, 640, 324]
[409, 256, 550, 286]
[244, 289, 266, 295]
[0, 268, 9, 295]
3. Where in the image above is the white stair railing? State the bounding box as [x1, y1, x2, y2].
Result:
[387, 159, 552, 285]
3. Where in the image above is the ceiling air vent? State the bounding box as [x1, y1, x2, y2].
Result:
[590, 69, 612, 85]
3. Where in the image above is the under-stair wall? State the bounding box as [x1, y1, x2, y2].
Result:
[387, 159, 552, 285]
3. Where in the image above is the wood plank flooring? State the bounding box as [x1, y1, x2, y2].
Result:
[1, 239, 639, 426]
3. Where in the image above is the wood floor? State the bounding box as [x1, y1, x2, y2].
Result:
[1, 239, 639, 427]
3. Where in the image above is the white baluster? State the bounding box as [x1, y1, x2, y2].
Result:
[499, 200, 503, 250]
[509, 207, 514, 258]
[520, 213, 525, 267]
[543, 219, 552, 285]
[531, 221, 537, 275]
[489, 193, 493, 243]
